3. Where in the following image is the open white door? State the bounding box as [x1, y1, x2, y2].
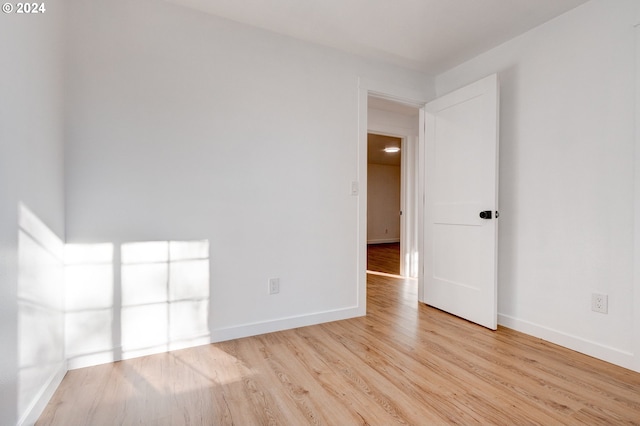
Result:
[421, 74, 499, 330]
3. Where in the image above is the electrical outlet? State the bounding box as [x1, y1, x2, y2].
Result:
[591, 293, 608, 314]
[269, 278, 280, 295]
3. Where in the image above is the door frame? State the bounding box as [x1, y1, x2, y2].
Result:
[366, 131, 413, 277]
[633, 22, 640, 373]
[357, 78, 428, 312]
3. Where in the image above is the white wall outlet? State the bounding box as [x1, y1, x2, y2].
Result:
[269, 278, 280, 295]
[591, 293, 608, 314]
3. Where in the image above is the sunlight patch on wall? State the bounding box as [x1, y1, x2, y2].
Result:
[65, 243, 115, 367]
[121, 240, 210, 359]
[405, 250, 419, 278]
[17, 203, 64, 419]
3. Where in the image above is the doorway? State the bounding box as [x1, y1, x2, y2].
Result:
[367, 133, 402, 275]
[359, 75, 499, 328]
[366, 96, 420, 279]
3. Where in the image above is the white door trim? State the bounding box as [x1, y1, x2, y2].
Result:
[633, 22, 640, 373]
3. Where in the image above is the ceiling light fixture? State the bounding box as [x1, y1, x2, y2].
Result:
[383, 147, 400, 153]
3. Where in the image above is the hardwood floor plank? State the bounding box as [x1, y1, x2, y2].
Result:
[37, 245, 640, 425]
[367, 243, 400, 275]
[235, 335, 336, 425]
[293, 325, 426, 424]
[318, 320, 494, 424]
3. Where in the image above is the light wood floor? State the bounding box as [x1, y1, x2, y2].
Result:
[367, 242, 400, 275]
[38, 245, 640, 425]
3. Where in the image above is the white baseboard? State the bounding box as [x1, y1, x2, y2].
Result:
[66, 308, 365, 370]
[18, 362, 67, 426]
[68, 334, 212, 370]
[498, 313, 636, 371]
[367, 238, 400, 244]
[211, 305, 364, 343]
[67, 350, 117, 370]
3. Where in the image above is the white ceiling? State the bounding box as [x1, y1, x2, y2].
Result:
[168, 0, 587, 74]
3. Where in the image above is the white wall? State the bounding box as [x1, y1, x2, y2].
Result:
[436, 0, 639, 370]
[367, 164, 401, 243]
[368, 108, 419, 137]
[63, 0, 431, 366]
[0, 4, 66, 425]
[17, 206, 65, 426]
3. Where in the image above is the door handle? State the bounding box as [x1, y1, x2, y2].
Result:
[479, 210, 492, 219]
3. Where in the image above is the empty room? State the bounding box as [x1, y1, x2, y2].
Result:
[2, 0, 640, 424]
